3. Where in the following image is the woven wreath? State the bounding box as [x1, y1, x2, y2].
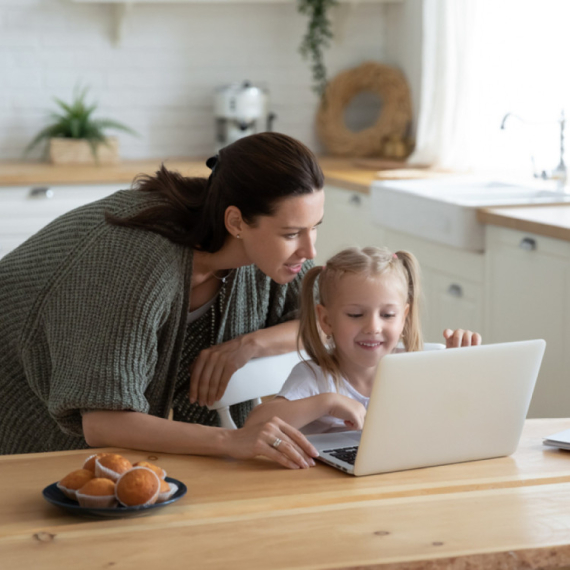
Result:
[316, 61, 413, 158]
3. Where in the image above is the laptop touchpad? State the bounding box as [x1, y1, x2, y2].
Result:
[308, 431, 362, 450]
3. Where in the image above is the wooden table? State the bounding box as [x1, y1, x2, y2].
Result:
[3, 419, 570, 569]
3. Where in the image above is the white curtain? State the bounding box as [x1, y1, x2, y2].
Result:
[410, 0, 570, 175]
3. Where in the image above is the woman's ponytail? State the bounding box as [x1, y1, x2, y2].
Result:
[105, 165, 209, 247]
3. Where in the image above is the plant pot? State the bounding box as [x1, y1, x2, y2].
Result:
[49, 137, 119, 165]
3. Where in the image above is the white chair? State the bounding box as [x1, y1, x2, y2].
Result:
[208, 343, 446, 429]
[208, 350, 308, 429]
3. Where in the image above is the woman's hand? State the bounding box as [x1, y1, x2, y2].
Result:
[327, 394, 367, 430]
[443, 329, 482, 348]
[189, 335, 257, 407]
[226, 416, 319, 469]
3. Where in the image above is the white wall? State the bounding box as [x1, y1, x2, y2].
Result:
[0, 0, 398, 160]
[385, 0, 423, 134]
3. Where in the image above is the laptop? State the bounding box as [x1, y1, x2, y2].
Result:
[307, 339, 546, 476]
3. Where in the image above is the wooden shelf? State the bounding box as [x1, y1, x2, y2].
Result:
[71, 0, 401, 45]
[72, 1, 401, 4]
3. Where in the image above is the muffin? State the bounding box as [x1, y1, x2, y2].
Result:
[57, 469, 94, 500]
[115, 467, 160, 507]
[156, 479, 178, 503]
[83, 453, 109, 474]
[95, 454, 132, 482]
[76, 478, 117, 508]
[133, 461, 166, 480]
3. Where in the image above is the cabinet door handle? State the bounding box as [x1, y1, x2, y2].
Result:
[348, 194, 362, 205]
[29, 187, 53, 199]
[519, 237, 537, 251]
[447, 284, 463, 298]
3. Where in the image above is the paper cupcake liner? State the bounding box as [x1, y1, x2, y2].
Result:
[156, 482, 178, 503]
[83, 453, 104, 473]
[56, 483, 78, 501]
[76, 492, 117, 509]
[94, 458, 130, 482]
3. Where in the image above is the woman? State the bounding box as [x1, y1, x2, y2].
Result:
[0, 132, 322, 469]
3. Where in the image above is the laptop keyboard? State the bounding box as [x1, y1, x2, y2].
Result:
[324, 446, 359, 465]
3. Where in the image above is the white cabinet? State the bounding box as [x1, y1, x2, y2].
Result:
[428, 272, 484, 337]
[316, 185, 384, 265]
[381, 228, 485, 344]
[0, 183, 124, 260]
[318, 185, 485, 344]
[485, 225, 570, 418]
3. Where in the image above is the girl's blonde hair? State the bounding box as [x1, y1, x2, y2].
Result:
[299, 246, 423, 389]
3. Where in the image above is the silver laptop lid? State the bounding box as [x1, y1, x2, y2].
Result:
[354, 339, 545, 476]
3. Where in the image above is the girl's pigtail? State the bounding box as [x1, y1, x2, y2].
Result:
[298, 266, 325, 360]
[395, 251, 423, 352]
[298, 266, 342, 389]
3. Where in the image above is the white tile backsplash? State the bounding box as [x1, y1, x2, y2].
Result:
[0, 0, 394, 160]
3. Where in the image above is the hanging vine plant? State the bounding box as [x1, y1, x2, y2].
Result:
[298, 0, 339, 98]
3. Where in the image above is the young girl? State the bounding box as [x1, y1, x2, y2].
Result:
[245, 246, 482, 434]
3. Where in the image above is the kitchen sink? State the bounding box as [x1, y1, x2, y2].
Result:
[370, 178, 570, 251]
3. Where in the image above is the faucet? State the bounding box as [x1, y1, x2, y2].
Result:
[500, 110, 567, 191]
[550, 110, 567, 189]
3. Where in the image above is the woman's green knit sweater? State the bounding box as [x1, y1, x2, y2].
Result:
[0, 190, 310, 454]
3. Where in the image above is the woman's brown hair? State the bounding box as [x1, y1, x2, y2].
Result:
[106, 132, 324, 252]
[299, 246, 423, 390]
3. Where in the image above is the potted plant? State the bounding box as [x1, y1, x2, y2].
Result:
[26, 86, 137, 165]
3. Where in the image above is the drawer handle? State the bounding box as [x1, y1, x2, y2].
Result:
[447, 284, 463, 298]
[348, 194, 362, 205]
[519, 237, 536, 251]
[29, 187, 53, 199]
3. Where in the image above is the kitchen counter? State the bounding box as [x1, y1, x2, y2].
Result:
[4, 419, 570, 569]
[6, 158, 570, 241]
[0, 157, 444, 194]
[0, 158, 210, 187]
[478, 204, 570, 242]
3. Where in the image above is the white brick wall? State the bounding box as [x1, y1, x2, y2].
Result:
[0, 0, 390, 160]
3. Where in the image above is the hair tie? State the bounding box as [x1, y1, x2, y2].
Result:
[206, 155, 219, 171]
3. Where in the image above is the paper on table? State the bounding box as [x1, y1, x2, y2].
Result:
[543, 428, 570, 450]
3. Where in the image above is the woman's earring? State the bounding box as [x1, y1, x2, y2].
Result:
[236, 234, 241, 239]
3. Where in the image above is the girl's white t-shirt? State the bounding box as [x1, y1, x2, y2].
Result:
[276, 360, 369, 435]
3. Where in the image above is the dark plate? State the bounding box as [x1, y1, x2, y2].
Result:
[42, 476, 187, 518]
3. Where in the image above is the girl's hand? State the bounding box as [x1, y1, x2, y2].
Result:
[226, 416, 319, 469]
[443, 329, 482, 348]
[189, 335, 257, 407]
[327, 394, 367, 430]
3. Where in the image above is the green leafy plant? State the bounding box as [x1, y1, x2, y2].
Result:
[26, 86, 137, 158]
[298, 0, 339, 97]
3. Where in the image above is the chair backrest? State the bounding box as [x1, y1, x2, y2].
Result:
[207, 350, 308, 429]
[209, 343, 446, 429]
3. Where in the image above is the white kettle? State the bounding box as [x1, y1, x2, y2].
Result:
[214, 81, 276, 152]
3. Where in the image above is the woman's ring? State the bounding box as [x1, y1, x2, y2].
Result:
[271, 437, 282, 449]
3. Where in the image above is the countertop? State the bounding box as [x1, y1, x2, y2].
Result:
[0, 157, 444, 194]
[4, 157, 570, 241]
[4, 419, 570, 569]
[478, 204, 570, 242]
